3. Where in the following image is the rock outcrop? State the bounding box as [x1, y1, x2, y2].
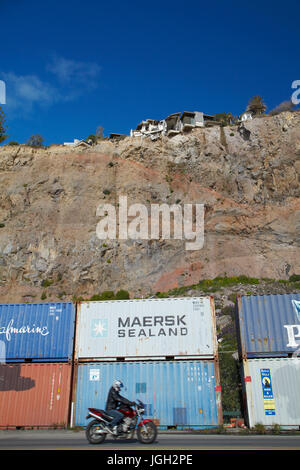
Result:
[0, 111, 299, 303]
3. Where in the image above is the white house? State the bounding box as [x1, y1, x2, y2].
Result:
[240, 111, 253, 122]
[130, 119, 166, 140]
[63, 138, 91, 147]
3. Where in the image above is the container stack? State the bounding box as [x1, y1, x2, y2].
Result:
[71, 297, 223, 429]
[236, 293, 300, 429]
[0, 302, 76, 428]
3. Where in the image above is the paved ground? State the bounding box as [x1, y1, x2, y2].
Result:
[0, 429, 299, 450]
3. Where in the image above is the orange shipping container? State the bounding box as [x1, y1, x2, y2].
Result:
[0, 363, 72, 428]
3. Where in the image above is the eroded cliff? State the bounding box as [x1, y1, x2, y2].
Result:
[0, 111, 299, 303]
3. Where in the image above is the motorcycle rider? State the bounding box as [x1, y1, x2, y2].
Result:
[105, 380, 136, 435]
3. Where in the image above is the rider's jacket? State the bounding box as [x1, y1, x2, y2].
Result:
[105, 386, 135, 411]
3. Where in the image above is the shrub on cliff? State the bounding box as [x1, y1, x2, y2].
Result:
[26, 134, 44, 147]
[115, 289, 130, 300]
[0, 106, 7, 143]
[246, 96, 267, 115]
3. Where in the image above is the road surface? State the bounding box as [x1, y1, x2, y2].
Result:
[0, 430, 299, 450]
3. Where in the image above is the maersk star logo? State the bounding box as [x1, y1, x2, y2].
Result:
[91, 319, 108, 337]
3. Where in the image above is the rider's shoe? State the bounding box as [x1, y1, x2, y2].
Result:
[109, 425, 118, 435]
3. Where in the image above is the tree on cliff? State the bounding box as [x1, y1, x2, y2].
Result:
[269, 99, 295, 116]
[96, 125, 104, 139]
[246, 96, 267, 115]
[26, 134, 44, 147]
[0, 106, 8, 144]
[215, 112, 235, 126]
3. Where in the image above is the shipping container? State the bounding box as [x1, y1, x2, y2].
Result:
[0, 302, 76, 362]
[75, 297, 217, 360]
[241, 357, 300, 429]
[0, 363, 73, 428]
[71, 360, 223, 429]
[236, 294, 300, 358]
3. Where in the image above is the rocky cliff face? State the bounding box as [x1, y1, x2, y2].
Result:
[0, 111, 299, 303]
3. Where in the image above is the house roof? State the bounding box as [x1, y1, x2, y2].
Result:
[181, 111, 195, 117]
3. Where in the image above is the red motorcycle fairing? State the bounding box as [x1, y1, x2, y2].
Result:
[119, 408, 135, 418]
[138, 419, 153, 426]
[87, 408, 113, 421]
[88, 408, 104, 417]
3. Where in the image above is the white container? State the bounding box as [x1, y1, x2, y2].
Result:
[74, 297, 217, 360]
[242, 357, 300, 429]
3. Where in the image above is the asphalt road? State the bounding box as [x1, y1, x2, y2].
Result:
[0, 430, 299, 450]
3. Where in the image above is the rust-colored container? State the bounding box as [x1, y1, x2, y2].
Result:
[0, 363, 72, 428]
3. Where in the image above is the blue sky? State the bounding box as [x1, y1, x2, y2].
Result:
[1, 0, 299, 145]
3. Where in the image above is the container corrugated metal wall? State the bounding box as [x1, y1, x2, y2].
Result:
[0, 302, 76, 362]
[75, 297, 216, 360]
[0, 363, 72, 428]
[236, 294, 300, 358]
[242, 358, 300, 429]
[72, 361, 221, 428]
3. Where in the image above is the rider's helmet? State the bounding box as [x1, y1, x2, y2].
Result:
[113, 380, 123, 392]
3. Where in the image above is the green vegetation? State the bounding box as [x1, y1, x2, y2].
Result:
[218, 316, 242, 415]
[220, 126, 228, 149]
[90, 290, 115, 301]
[152, 274, 300, 300]
[219, 351, 242, 413]
[41, 279, 54, 288]
[271, 424, 281, 435]
[115, 289, 130, 300]
[86, 290, 130, 302]
[155, 291, 169, 298]
[215, 112, 234, 126]
[0, 106, 7, 143]
[165, 275, 261, 297]
[246, 95, 267, 115]
[253, 423, 267, 434]
[26, 134, 44, 147]
[86, 134, 97, 144]
[289, 274, 300, 282]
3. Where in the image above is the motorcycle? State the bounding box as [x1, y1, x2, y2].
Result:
[85, 399, 157, 444]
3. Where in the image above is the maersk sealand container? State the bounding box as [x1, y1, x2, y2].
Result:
[74, 297, 217, 360]
[0, 302, 76, 362]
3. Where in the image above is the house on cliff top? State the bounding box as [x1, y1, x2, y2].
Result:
[130, 110, 216, 139]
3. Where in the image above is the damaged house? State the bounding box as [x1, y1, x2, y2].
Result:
[130, 111, 215, 139]
[130, 119, 166, 140]
[164, 112, 181, 136]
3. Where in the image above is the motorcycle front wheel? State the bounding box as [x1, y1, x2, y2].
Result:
[85, 419, 107, 444]
[136, 422, 157, 444]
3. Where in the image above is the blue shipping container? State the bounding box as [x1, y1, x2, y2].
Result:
[73, 361, 221, 428]
[236, 293, 300, 358]
[0, 302, 76, 362]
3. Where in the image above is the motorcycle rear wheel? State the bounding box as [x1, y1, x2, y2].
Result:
[137, 422, 157, 444]
[86, 419, 107, 444]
